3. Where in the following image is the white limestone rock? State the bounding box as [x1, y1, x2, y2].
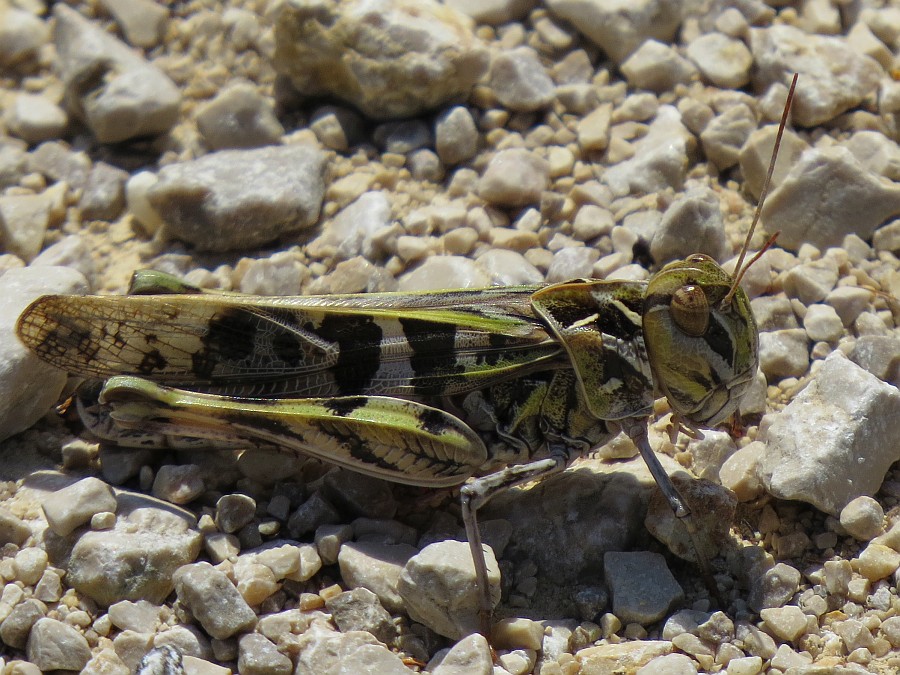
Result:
[620, 40, 696, 93]
[430, 632, 493, 675]
[759, 353, 900, 515]
[478, 148, 550, 208]
[0, 266, 89, 443]
[196, 82, 285, 150]
[308, 191, 392, 261]
[762, 146, 900, 251]
[67, 501, 202, 606]
[546, 0, 681, 64]
[602, 106, 692, 196]
[750, 25, 882, 127]
[26, 618, 92, 672]
[700, 103, 757, 171]
[99, 0, 169, 48]
[490, 46, 556, 112]
[42, 477, 118, 537]
[397, 540, 500, 639]
[272, 0, 488, 119]
[686, 32, 752, 89]
[0, 4, 50, 69]
[5, 94, 68, 145]
[444, 0, 536, 25]
[650, 186, 730, 263]
[174, 563, 258, 639]
[739, 125, 809, 200]
[53, 4, 180, 143]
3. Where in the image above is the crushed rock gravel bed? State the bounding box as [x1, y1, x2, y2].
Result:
[2, 0, 900, 673]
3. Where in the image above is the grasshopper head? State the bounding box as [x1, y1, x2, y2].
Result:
[643, 254, 758, 428]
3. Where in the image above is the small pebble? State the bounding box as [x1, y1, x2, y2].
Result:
[840, 496, 885, 541]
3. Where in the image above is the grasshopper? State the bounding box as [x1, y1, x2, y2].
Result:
[16, 78, 797, 636]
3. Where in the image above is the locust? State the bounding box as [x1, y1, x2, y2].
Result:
[16, 78, 797, 637]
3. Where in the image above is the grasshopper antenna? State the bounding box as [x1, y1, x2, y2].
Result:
[724, 72, 798, 304]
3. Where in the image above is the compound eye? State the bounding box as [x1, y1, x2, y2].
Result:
[671, 285, 709, 337]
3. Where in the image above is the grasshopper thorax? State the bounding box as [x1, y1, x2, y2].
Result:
[643, 253, 759, 427]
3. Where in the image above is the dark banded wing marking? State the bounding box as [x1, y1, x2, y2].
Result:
[17, 286, 562, 398]
[100, 376, 487, 487]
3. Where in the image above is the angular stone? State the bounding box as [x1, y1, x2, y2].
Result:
[739, 125, 808, 199]
[338, 540, 416, 613]
[650, 186, 730, 263]
[545, 0, 681, 64]
[435, 106, 479, 165]
[41, 478, 116, 537]
[307, 191, 392, 261]
[147, 144, 326, 252]
[293, 625, 404, 675]
[26, 618, 91, 671]
[759, 606, 808, 643]
[0, 192, 54, 262]
[603, 106, 691, 196]
[751, 25, 881, 127]
[325, 587, 396, 644]
[700, 103, 756, 171]
[272, 0, 488, 119]
[196, 83, 284, 150]
[397, 255, 491, 291]
[1, 598, 46, 649]
[53, 5, 179, 142]
[0, 5, 50, 68]
[430, 632, 492, 675]
[398, 540, 500, 640]
[478, 148, 550, 208]
[490, 46, 555, 112]
[0, 507, 32, 546]
[759, 353, 900, 515]
[604, 551, 684, 625]
[174, 563, 257, 640]
[577, 641, 674, 675]
[762, 147, 900, 251]
[67, 506, 202, 606]
[686, 32, 752, 89]
[855, 544, 900, 582]
[621, 40, 696, 92]
[748, 562, 801, 612]
[237, 633, 292, 675]
[758, 329, 809, 381]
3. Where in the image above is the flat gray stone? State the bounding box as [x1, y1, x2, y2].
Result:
[604, 551, 684, 625]
[147, 144, 326, 252]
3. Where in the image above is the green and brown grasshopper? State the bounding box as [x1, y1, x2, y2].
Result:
[16, 79, 796, 637]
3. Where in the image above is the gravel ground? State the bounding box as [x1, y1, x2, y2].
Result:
[2, 1, 900, 673]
